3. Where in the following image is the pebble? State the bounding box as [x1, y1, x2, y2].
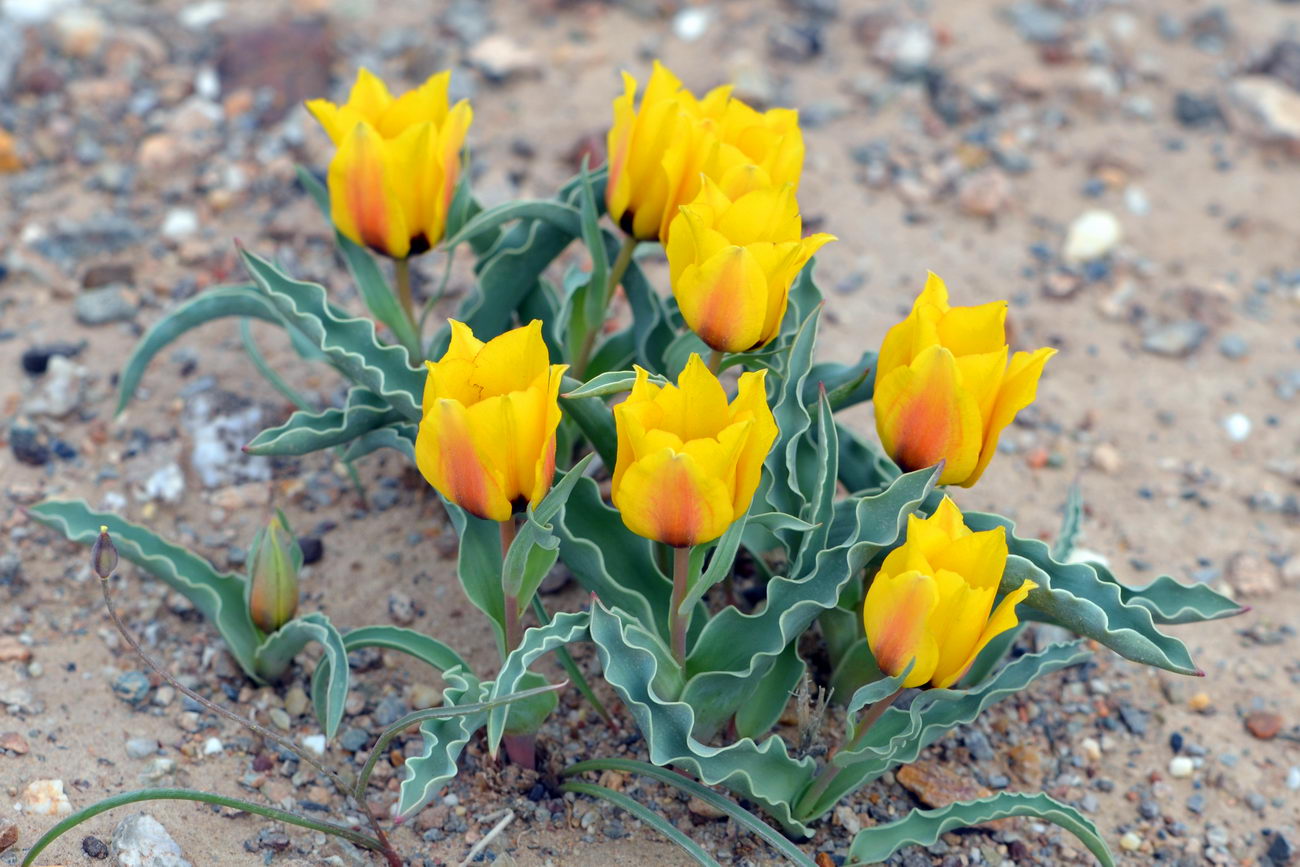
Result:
[957, 169, 1011, 217]
[1063, 210, 1122, 263]
[1141, 320, 1208, 358]
[1218, 334, 1249, 359]
[142, 463, 186, 503]
[1243, 710, 1283, 740]
[283, 685, 309, 717]
[374, 696, 409, 727]
[301, 734, 326, 755]
[1080, 737, 1102, 761]
[1229, 77, 1300, 147]
[110, 813, 192, 867]
[125, 737, 157, 759]
[339, 727, 369, 751]
[1120, 831, 1142, 851]
[20, 779, 72, 815]
[1169, 756, 1195, 778]
[1288, 766, 1300, 791]
[1268, 832, 1295, 865]
[896, 761, 991, 807]
[202, 737, 223, 755]
[268, 707, 291, 731]
[113, 670, 152, 705]
[161, 208, 199, 240]
[20, 341, 83, 375]
[467, 35, 541, 82]
[1223, 413, 1252, 442]
[75, 286, 138, 325]
[1227, 552, 1280, 597]
[9, 425, 49, 466]
[82, 835, 109, 859]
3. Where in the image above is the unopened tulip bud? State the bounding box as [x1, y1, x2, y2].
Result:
[247, 515, 300, 634]
[91, 525, 118, 579]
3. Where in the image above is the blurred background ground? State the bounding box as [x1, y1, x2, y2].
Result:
[1, 0, 1298, 864]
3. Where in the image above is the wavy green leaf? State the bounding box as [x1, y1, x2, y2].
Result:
[341, 422, 417, 462]
[966, 510, 1228, 675]
[486, 610, 591, 755]
[296, 166, 421, 356]
[254, 612, 348, 738]
[397, 667, 486, 817]
[502, 455, 595, 608]
[1051, 483, 1084, 562]
[680, 466, 940, 738]
[116, 285, 284, 415]
[847, 792, 1114, 866]
[445, 504, 508, 655]
[240, 248, 423, 419]
[835, 422, 901, 494]
[801, 641, 1091, 819]
[28, 499, 262, 679]
[734, 641, 805, 740]
[243, 387, 402, 456]
[1087, 562, 1243, 625]
[563, 369, 667, 400]
[589, 601, 818, 838]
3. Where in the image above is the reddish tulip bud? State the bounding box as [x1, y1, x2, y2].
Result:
[91, 525, 118, 579]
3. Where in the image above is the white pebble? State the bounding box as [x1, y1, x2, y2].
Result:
[161, 208, 199, 240]
[1286, 766, 1300, 791]
[1120, 831, 1142, 851]
[1223, 413, 1251, 442]
[672, 7, 712, 41]
[1080, 737, 1102, 761]
[301, 734, 326, 756]
[202, 737, 223, 756]
[1169, 756, 1194, 778]
[1063, 209, 1122, 263]
[1124, 186, 1150, 216]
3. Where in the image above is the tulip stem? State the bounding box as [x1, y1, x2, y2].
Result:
[499, 517, 523, 652]
[670, 546, 691, 667]
[795, 686, 904, 819]
[574, 236, 638, 378]
[394, 258, 416, 328]
[707, 349, 724, 375]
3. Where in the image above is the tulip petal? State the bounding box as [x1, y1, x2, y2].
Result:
[654, 354, 733, 441]
[729, 370, 776, 514]
[674, 246, 769, 353]
[328, 121, 410, 258]
[967, 346, 1056, 485]
[347, 67, 394, 124]
[873, 344, 983, 484]
[926, 569, 996, 687]
[613, 448, 735, 547]
[470, 320, 551, 398]
[416, 398, 511, 522]
[377, 70, 450, 138]
[954, 347, 1008, 427]
[864, 569, 939, 687]
[938, 300, 1008, 357]
[606, 71, 638, 226]
[933, 577, 1037, 689]
[932, 525, 1007, 593]
[529, 365, 567, 509]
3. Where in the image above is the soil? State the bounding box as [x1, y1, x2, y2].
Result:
[1, 0, 1298, 865]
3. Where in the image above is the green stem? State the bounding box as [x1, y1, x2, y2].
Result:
[21, 789, 385, 867]
[707, 348, 724, 375]
[530, 595, 614, 725]
[670, 546, 691, 667]
[394, 257, 416, 328]
[500, 517, 522, 652]
[574, 236, 637, 378]
[418, 245, 457, 355]
[795, 686, 904, 819]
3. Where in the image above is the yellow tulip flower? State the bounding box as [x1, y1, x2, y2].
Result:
[415, 320, 567, 522]
[864, 497, 1036, 689]
[666, 173, 835, 353]
[606, 61, 804, 243]
[873, 273, 1056, 487]
[612, 354, 777, 548]
[306, 68, 472, 259]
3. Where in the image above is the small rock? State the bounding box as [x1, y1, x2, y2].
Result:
[468, 35, 541, 83]
[1227, 552, 1280, 597]
[283, 685, 309, 717]
[339, 727, 369, 752]
[161, 208, 199, 240]
[687, 796, 726, 820]
[1244, 710, 1283, 740]
[1120, 831, 1142, 851]
[20, 342, 83, 375]
[83, 835, 109, 859]
[142, 463, 185, 504]
[1090, 443, 1122, 474]
[9, 424, 50, 466]
[833, 804, 861, 835]
[374, 696, 408, 727]
[75, 286, 138, 325]
[1223, 412, 1251, 442]
[110, 813, 191, 867]
[1189, 691, 1212, 712]
[1230, 76, 1300, 150]
[0, 824, 16, 853]
[202, 737, 223, 756]
[409, 683, 442, 709]
[388, 591, 416, 626]
[20, 779, 72, 815]
[113, 671, 152, 705]
[298, 535, 323, 565]
[1063, 210, 1122, 263]
[873, 20, 935, 78]
[897, 760, 992, 808]
[83, 262, 135, 288]
[268, 707, 291, 731]
[672, 7, 713, 42]
[124, 737, 157, 759]
[1080, 737, 1102, 761]
[1218, 334, 1249, 359]
[1174, 91, 1225, 128]
[302, 734, 326, 755]
[1269, 831, 1296, 865]
[0, 637, 31, 663]
[0, 731, 30, 754]
[1141, 320, 1208, 358]
[957, 170, 1011, 217]
[216, 20, 333, 123]
[1169, 756, 1194, 778]
[25, 355, 86, 418]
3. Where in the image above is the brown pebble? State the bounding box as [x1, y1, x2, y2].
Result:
[0, 823, 16, 853]
[1244, 710, 1282, 740]
[897, 760, 991, 808]
[0, 638, 32, 663]
[0, 732, 30, 755]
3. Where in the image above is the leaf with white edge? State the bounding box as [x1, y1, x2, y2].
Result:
[254, 612, 349, 738]
[968, 510, 1220, 675]
[28, 499, 262, 679]
[789, 389, 838, 579]
[577, 166, 609, 336]
[559, 377, 618, 467]
[243, 387, 403, 456]
[486, 610, 591, 755]
[310, 625, 471, 736]
[240, 248, 423, 419]
[845, 792, 1114, 867]
[843, 664, 907, 720]
[1087, 562, 1243, 625]
[589, 601, 819, 838]
[957, 623, 1025, 689]
[680, 466, 940, 739]
[619, 248, 676, 371]
[502, 455, 594, 606]
[836, 422, 901, 494]
[116, 285, 284, 415]
[799, 641, 1091, 820]
[296, 166, 421, 356]
[446, 504, 508, 655]
[341, 422, 416, 462]
[396, 668, 487, 817]
[443, 175, 496, 257]
[734, 641, 805, 740]
[444, 199, 581, 250]
[1051, 483, 1085, 562]
[765, 301, 821, 521]
[809, 350, 875, 411]
[563, 369, 667, 400]
[679, 513, 748, 616]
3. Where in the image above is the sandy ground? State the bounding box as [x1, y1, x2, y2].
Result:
[2, 0, 1299, 864]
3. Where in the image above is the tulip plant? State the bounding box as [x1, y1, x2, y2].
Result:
[30, 61, 1244, 866]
